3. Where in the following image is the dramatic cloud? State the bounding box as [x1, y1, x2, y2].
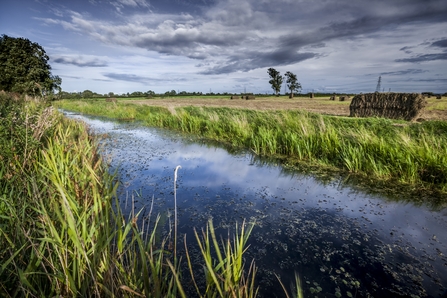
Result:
[380, 69, 428, 76]
[431, 39, 447, 48]
[4, 0, 446, 93]
[53, 55, 108, 67]
[395, 53, 447, 63]
[102, 73, 188, 83]
[200, 51, 318, 74]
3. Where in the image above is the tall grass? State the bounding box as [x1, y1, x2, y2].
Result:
[55, 100, 447, 196]
[2, 94, 279, 297]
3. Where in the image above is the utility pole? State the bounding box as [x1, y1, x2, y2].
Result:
[375, 76, 382, 93]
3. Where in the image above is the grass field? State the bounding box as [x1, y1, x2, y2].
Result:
[96, 94, 447, 121]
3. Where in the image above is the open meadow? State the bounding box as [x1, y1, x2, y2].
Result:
[121, 95, 447, 121]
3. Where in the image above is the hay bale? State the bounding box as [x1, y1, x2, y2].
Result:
[106, 98, 117, 103]
[436, 95, 442, 99]
[289, 94, 294, 99]
[309, 93, 314, 98]
[230, 95, 239, 99]
[245, 95, 256, 100]
[349, 93, 426, 121]
[330, 95, 336, 101]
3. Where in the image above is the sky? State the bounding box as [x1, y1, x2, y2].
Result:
[1, 0, 447, 95]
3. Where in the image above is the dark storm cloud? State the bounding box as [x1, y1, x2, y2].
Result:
[431, 39, 447, 48]
[53, 56, 108, 67]
[37, 0, 447, 79]
[395, 53, 447, 63]
[200, 50, 318, 75]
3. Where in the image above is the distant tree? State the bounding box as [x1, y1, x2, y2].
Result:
[284, 71, 302, 98]
[145, 90, 156, 96]
[108, 92, 115, 97]
[82, 90, 94, 98]
[164, 90, 177, 96]
[0, 34, 61, 96]
[130, 91, 144, 97]
[267, 68, 283, 96]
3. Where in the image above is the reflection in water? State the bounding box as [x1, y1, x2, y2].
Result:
[64, 112, 447, 297]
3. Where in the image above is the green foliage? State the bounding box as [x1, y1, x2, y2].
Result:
[285, 71, 302, 96]
[1, 95, 278, 297]
[0, 35, 61, 96]
[267, 68, 283, 96]
[55, 100, 447, 198]
[186, 220, 258, 298]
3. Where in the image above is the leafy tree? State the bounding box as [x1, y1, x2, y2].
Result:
[267, 68, 283, 96]
[0, 34, 61, 96]
[165, 90, 177, 96]
[82, 90, 94, 98]
[284, 71, 302, 98]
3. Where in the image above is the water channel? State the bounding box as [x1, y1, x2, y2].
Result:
[64, 111, 447, 297]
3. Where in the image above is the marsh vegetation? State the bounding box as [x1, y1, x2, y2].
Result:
[55, 99, 447, 202]
[0, 93, 266, 297]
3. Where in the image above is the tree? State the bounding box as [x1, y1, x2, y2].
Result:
[267, 68, 283, 96]
[82, 90, 94, 98]
[0, 35, 61, 96]
[284, 71, 302, 98]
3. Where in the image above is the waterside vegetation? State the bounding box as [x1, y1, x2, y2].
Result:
[55, 99, 447, 204]
[0, 92, 269, 297]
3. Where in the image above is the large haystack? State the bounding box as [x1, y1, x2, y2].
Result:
[436, 95, 442, 99]
[349, 93, 426, 121]
[245, 95, 256, 100]
[230, 95, 239, 99]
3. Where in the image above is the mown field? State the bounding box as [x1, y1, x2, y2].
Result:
[120, 95, 447, 121]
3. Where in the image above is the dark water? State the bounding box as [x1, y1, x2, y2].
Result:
[64, 111, 447, 298]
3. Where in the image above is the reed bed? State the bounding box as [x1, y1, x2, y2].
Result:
[2, 95, 274, 297]
[55, 100, 447, 196]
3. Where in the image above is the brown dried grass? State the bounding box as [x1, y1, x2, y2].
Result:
[349, 92, 426, 121]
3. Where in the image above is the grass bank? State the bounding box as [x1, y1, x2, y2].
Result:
[1, 93, 276, 297]
[55, 99, 447, 202]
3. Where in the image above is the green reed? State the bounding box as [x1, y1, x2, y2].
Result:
[2, 95, 273, 297]
[54, 100, 447, 195]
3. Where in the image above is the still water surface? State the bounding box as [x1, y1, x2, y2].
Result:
[65, 112, 447, 297]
